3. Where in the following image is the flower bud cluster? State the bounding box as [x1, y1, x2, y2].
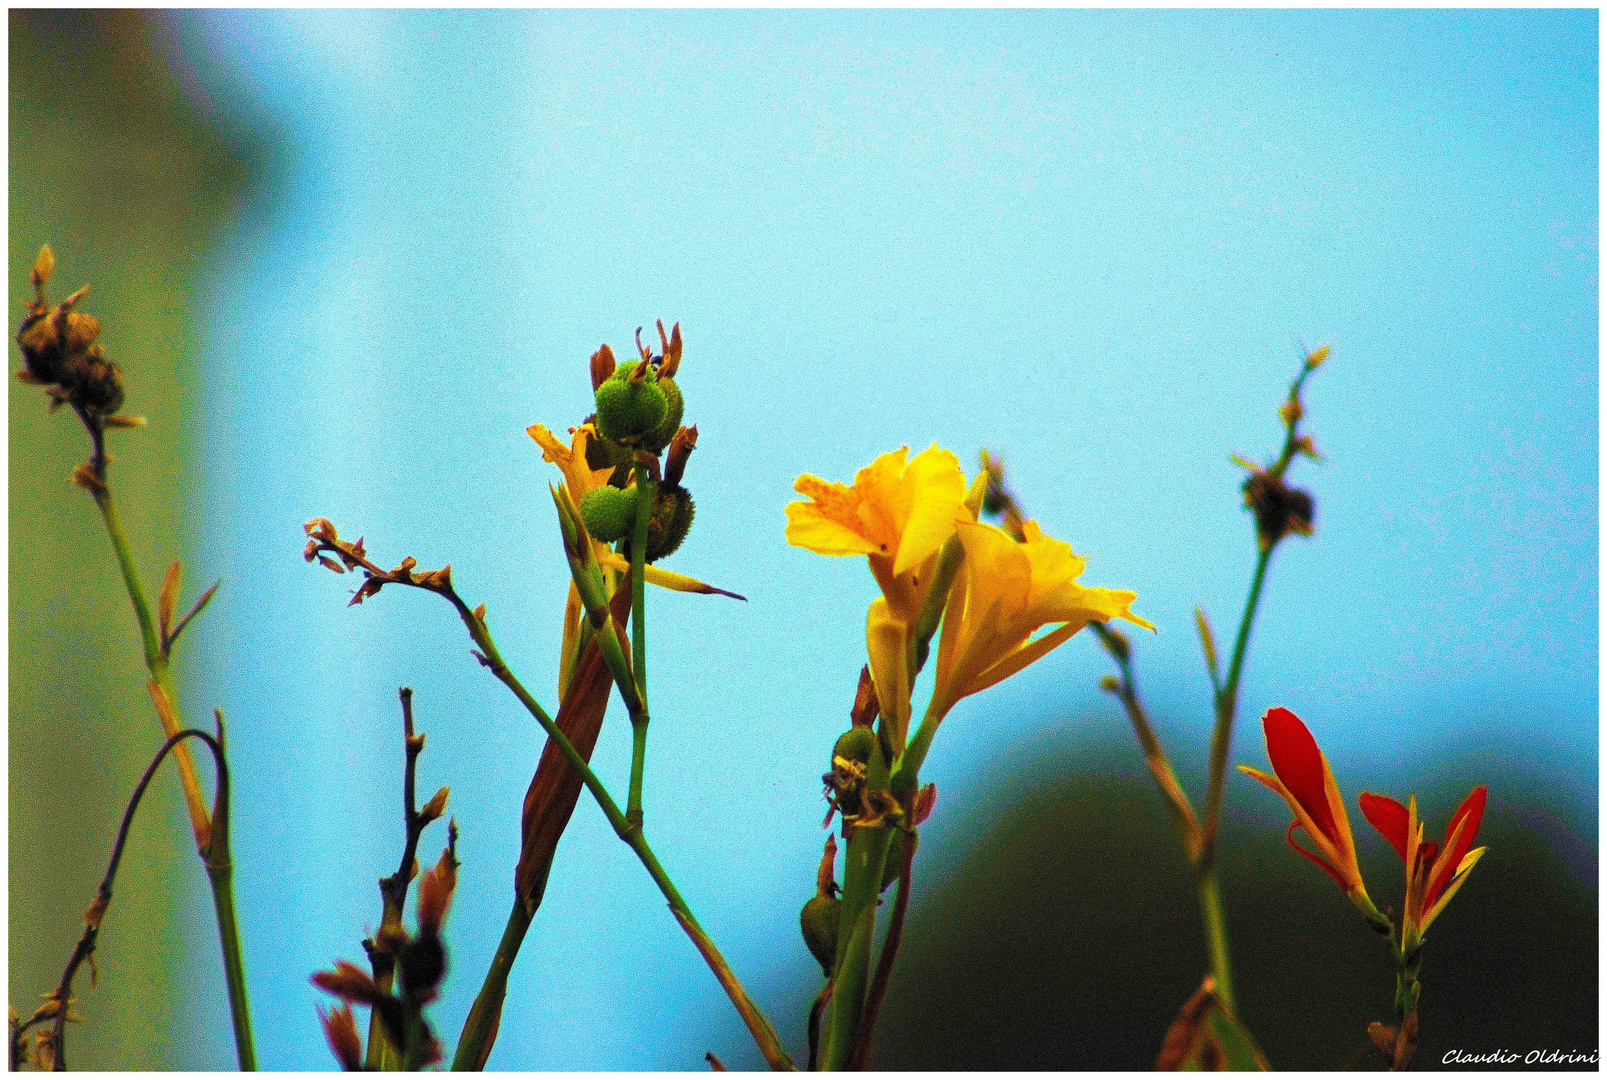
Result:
[15, 246, 126, 422]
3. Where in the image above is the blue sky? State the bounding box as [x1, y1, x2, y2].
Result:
[155, 10, 1595, 1068]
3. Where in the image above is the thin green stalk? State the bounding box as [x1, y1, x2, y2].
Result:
[1094, 624, 1201, 861]
[93, 486, 161, 663]
[631, 467, 652, 701]
[206, 865, 257, 1070]
[448, 600, 793, 1070]
[892, 703, 944, 797]
[627, 467, 654, 827]
[1201, 546, 1273, 857]
[452, 900, 533, 1071]
[1191, 545, 1273, 1020]
[1196, 867, 1234, 1014]
[848, 830, 917, 1070]
[90, 481, 257, 1070]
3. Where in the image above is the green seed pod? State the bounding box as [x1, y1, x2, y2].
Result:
[832, 725, 876, 768]
[623, 483, 695, 564]
[639, 374, 683, 454]
[578, 485, 636, 543]
[800, 894, 841, 977]
[647, 483, 694, 562]
[582, 414, 638, 473]
[594, 359, 668, 443]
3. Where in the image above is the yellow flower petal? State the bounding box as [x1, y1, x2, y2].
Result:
[963, 620, 1084, 700]
[892, 444, 967, 576]
[528, 422, 613, 504]
[785, 445, 968, 601]
[1420, 846, 1486, 932]
[928, 517, 1146, 719]
[597, 552, 746, 600]
[784, 494, 882, 558]
[1321, 752, 1364, 890]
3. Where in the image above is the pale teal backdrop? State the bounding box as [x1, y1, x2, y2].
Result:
[127, 9, 1598, 1068]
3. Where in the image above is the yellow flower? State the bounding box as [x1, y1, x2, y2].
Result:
[786, 445, 971, 747]
[785, 445, 969, 625]
[928, 519, 1152, 719]
[528, 423, 614, 527]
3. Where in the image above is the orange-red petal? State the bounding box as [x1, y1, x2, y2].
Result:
[1359, 791, 1410, 864]
[1263, 707, 1339, 846]
[1427, 785, 1486, 907]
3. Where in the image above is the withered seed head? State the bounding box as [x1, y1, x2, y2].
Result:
[15, 255, 132, 424]
[1243, 471, 1315, 550]
[60, 351, 125, 418]
[656, 319, 683, 378]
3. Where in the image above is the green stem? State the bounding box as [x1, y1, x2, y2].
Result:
[1201, 546, 1272, 857]
[1197, 867, 1234, 1015]
[631, 468, 652, 701]
[822, 826, 893, 1071]
[892, 702, 944, 797]
[90, 483, 258, 1070]
[628, 721, 649, 829]
[205, 865, 257, 1070]
[1094, 624, 1201, 861]
[452, 899, 533, 1071]
[93, 487, 161, 663]
[449, 600, 793, 1070]
[627, 468, 654, 827]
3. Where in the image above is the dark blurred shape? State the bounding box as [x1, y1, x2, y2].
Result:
[867, 736, 1596, 1071]
[10, 9, 263, 1069]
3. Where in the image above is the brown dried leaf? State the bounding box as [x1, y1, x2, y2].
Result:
[1156, 978, 1217, 1070]
[318, 1003, 364, 1071]
[70, 463, 107, 495]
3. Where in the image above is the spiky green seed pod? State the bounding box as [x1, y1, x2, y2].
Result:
[578, 485, 636, 543]
[640, 374, 683, 454]
[594, 359, 668, 443]
[649, 483, 694, 562]
[623, 483, 696, 564]
[800, 894, 841, 977]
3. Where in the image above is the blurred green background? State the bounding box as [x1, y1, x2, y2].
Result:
[9, 10, 258, 1068]
[10, 9, 1596, 1071]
